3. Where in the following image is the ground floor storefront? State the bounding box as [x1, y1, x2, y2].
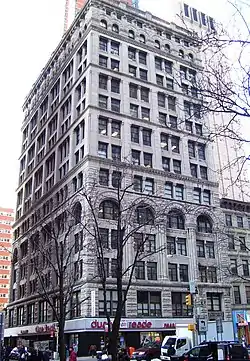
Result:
[4, 317, 193, 356]
[232, 310, 250, 345]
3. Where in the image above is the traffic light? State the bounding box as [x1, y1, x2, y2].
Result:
[185, 294, 192, 306]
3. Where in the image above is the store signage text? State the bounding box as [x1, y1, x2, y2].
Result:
[164, 323, 176, 329]
[35, 325, 55, 334]
[91, 320, 153, 330]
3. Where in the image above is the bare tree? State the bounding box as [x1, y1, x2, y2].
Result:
[29, 206, 89, 361]
[77, 164, 187, 361]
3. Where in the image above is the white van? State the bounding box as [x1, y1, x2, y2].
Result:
[161, 336, 192, 361]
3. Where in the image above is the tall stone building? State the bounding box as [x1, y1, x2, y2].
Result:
[6, 0, 235, 354]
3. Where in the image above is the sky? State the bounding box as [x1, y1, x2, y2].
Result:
[0, 0, 241, 209]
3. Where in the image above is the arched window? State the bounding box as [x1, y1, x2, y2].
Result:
[112, 24, 119, 33]
[155, 40, 161, 49]
[139, 34, 146, 43]
[165, 44, 170, 52]
[136, 205, 154, 225]
[72, 202, 82, 225]
[188, 53, 194, 61]
[99, 200, 118, 220]
[100, 19, 107, 29]
[13, 248, 18, 264]
[128, 30, 135, 39]
[179, 49, 184, 58]
[197, 215, 212, 233]
[167, 211, 185, 229]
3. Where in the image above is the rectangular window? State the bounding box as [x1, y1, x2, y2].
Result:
[111, 98, 120, 113]
[237, 216, 244, 228]
[208, 267, 217, 283]
[165, 182, 173, 198]
[156, 75, 164, 86]
[98, 142, 108, 158]
[131, 125, 140, 143]
[111, 59, 120, 71]
[144, 153, 152, 167]
[99, 55, 108, 68]
[169, 116, 178, 129]
[206, 242, 215, 258]
[130, 84, 138, 99]
[198, 143, 206, 160]
[169, 263, 178, 281]
[141, 107, 150, 120]
[111, 121, 121, 138]
[111, 78, 120, 94]
[173, 160, 181, 174]
[233, 286, 241, 304]
[207, 293, 221, 311]
[99, 74, 108, 90]
[137, 291, 161, 317]
[111, 145, 121, 161]
[139, 51, 147, 64]
[197, 240, 205, 257]
[145, 178, 154, 195]
[132, 150, 140, 165]
[111, 230, 118, 249]
[99, 290, 124, 317]
[158, 93, 165, 107]
[128, 47, 136, 60]
[100, 228, 109, 248]
[99, 95, 108, 109]
[99, 169, 109, 186]
[147, 262, 157, 280]
[142, 128, 151, 146]
[185, 121, 193, 133]
[133, 176, 143, 192]
[201, 13, 207, 26]
[139, 69, 148, 81]
[199, 265, 207, 282]
[159, 112, 167, 125]
[171, 136, 180, 153]
[141, 87, 149, 102]
[177, 238, 187, 256]
[99, 37, 108, 51]
[162, 157, 170, 172]
[135, 261, 145, 279]
[203, 190, 211, 205]
[231, 259, 238, 275]
[155, 57, 162, 70]
[188, 141, 195, 158]
[39, 301, 48, 322]
[180, 264, 189, 282]
[193, 8, 198, 21]
[166, 78, 174, 90]
[225, 214, 232, 227]
[129, 65, 137, 77]
[200, 166, 208, 180]
[147, 235, 156, 252]
[172, 292, 193, 317]
[167, 237, 176, 255]
[111, 41, 120, 55]
[98, 116, 108, 135]
[111, 259, 117, 278]
[168, 96, 176, 111]
[195, 123, 202, 135]
[190, 163, 198, 178]
[242, 260, 249, 276]
[130, 104, 139, 118]
[239, 236, 247, 251]
[175, 184, 184, 200]
[112, 171, 121, 188]
[246, 286, 250, 303]
[184, 4, 189, 17]
[164, 60, 172, 74]
[160, 133, 168, 150]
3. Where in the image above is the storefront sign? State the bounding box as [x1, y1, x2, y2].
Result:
[164, 323, 176, 329]
[35, 325, 56, 334]
[128, 321, 152, 329]
[91, 320, 153, 330]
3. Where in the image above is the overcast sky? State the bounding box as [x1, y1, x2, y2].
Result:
[0, 0, 240, 208]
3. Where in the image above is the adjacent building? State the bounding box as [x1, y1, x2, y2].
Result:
[5, 0, 248, 354]
[0, 207, 14, 310]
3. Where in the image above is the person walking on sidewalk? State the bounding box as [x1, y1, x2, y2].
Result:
[69, 347, 77, 361]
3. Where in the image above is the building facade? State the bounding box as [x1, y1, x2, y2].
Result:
[0, 207, 14, 310]
[5, 0, 238, 354]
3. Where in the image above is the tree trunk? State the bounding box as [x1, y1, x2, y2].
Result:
[58, 320, 66, 361]
[109, 316, 120, 361]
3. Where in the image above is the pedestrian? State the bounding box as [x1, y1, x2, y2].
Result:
[89, 345, 97, 358]
[69, 347, 77, 361]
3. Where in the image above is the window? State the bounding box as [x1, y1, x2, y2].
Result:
[111, 259, 117, 278]
[184, 3, 189, 17]
[142, 129, 151, 146]
[240, 236, 247, 251]
[135, 261, 145, 279]
[147, 235, 156, 252]
[195, 123, 202, 135]
[167, 211, 185, 229]
[168, 96, 176, 111]
[246, 286, 250, 303]
[166, 78, 174, 90]
[172, 292, 192, 317]
[198, 144, 206, 160]
[100, 228, 109, 248]
[136, 206, 154, 225]
[142, 107, 150, 120]
[225, 214, 232, 227]
[159, 112, 167, 125]
[231, 259, 238, 275]
[39, 301, 48, 322]
[111, 98, 120, 113]
[167, 237, 176, 255]
[173, 160, 181, 174]
[100, 19, 107, 29]
[171, 137, 180, 153]
[112, 171, 122, 188]
[139, 34, 146, 43]
[197, 240, 205, 257]
[203, 189, 211, 205]
[128, 47, 136, 60]
[140, 69, 148, 81]
[111, 230, 118, 249]
[206, 242, 215, 258]
[99, 200, 118, 220]
[155, 57, 162, 70]
[175, 184, 184, 200]
[130, 104, 139, 118]
[168, 263, 178, 281]
[111, 41, 120, 55]
[193, 8, 198, 21]
[165, 182, 173, 198]
[162, 157, 170, 172]
[133, 176, 143, 192]
[197, 215, 212, 233]
[201, 13, 207, 26]
[156, 75, 164, 86]
[144, 153, 152, 167]
[228, 236, 235, 250]
[111, 79, 120, 94]
[111, 59, 120, 71]
[188, 141, 195, 158]
[158, 93, 165, 107]
[237, 216, 243, 228]
[128, 30, 135, 39]
[141, 87, 149, 102]
[147, 262, 157, 280]
[111, 121, 121, 138]
[139, 51, 147, 64]
[233, 286, 241, 304]
[132, 150, 140, 165]
[194, 104, 201, 119]
[164, 60, 172, 74]
[199, 265, 207, 282]
[99, 55, 108, 68]
[207, 293, 221, 311]
[112, 24, 119, 33]
[99, 37, 108, 52]
[99, 169, 109, 186]
[99, 117, 108, 135]
[155, 40, 160, 49]
[242, 260, 249, 276]
[99, 290, 124, 317]
[99, 95, 108, 109]
[17, 306, 25, 326]
[145, 178, 154, 195]
[137, 291, 161, 316]
[98, 142, 108, 158]
[190, 163, 198, 178]
[180, 264, 189, 282]
[129, 65, 137, 77]
[130, 84, 138, 99]
[111, 145, 121, 161]
[208, 267, 217, 283]
[99, 74, 108, 90]
[186, 121, 193, 133]
[177, 238, 187, 256]
[131, 125, 139, 143]
[169, 116, 178, 129]
[160, 133, 168, 149]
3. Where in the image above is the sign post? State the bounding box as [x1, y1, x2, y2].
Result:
[216, 318, 223, 341]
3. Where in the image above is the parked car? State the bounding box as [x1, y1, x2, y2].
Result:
[174, 341, 248, 361]
[131, 342, 161, 361]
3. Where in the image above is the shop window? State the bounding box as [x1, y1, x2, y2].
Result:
[172, 292, 193, 317]
[137, 291, 161, 317]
